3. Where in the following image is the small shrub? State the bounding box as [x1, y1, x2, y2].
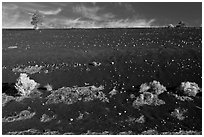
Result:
[12, 65, 44, 74]
[132, 92, 165, 109]
[3, 110, 36, 123]
[2, 93, 15, 107]
[15, 73, 39, 96]
[139, 83, 150, 93]
[150, 81, 167, 95]
[44, 84, 53, 91]
[40, 114, 56, 122]
[135, 115, 145, 123]
[171, 107, 187, 120]
[46, 85, 109, 105]
[109, 87, 118, 97]
[139, 80, 167, 95]
[180, 82, 201, 97]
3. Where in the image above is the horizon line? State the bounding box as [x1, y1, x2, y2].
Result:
[2, 26, 201, 30]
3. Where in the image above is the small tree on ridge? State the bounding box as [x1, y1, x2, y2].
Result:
[31, 10, 43, 30]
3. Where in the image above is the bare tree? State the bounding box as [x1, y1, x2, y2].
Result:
[31, 10, 43, 30]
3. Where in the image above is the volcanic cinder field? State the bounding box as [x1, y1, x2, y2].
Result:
[2, 28, 202, 135]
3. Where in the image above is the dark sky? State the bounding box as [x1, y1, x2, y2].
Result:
[2, 2, 202, 28]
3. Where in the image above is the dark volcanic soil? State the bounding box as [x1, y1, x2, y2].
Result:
[2, 28, 202, 88]
[2, 28, 202, 134]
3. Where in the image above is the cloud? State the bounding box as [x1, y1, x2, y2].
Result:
[39, 8, 62, 15]
[105, 18, 156, 28]
[42, 17, 96, 28]
[3, 3, 63, 28]
[124, 4, 135, 13]
[3, 3, 18, 10]
[2, 3, 155, 28]
[73, 5, 101, 21]
[2, 3, 32, 28]
[115, 3, 135, 13]
[42, 16, 155, 28]
[21, 7, 62, 16]
[73, 4, 115, 21]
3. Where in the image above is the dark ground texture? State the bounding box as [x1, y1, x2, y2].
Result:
[2, 28, 202, 134]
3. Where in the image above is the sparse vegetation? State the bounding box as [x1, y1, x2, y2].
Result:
[180, 81, 201, 97]
[3, 110, 36, 123]
[40, 114, 56, 122]
[46, 85, 109, 105]
[15, 73, 39, 96]
[132, 92, 165, 109]
[171, 107, 188, 120]
[139, 80, 167, 95]
[2, 28, 201, 135]
[171, 93, 193, 102]
[109, 87, 118, 97]
[12, 65, 44, 74]
[2, 93, 15, 107]
[44, 84, 53, 91]
[5, 129, 201, 135]
[132, 81, 166, 109]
